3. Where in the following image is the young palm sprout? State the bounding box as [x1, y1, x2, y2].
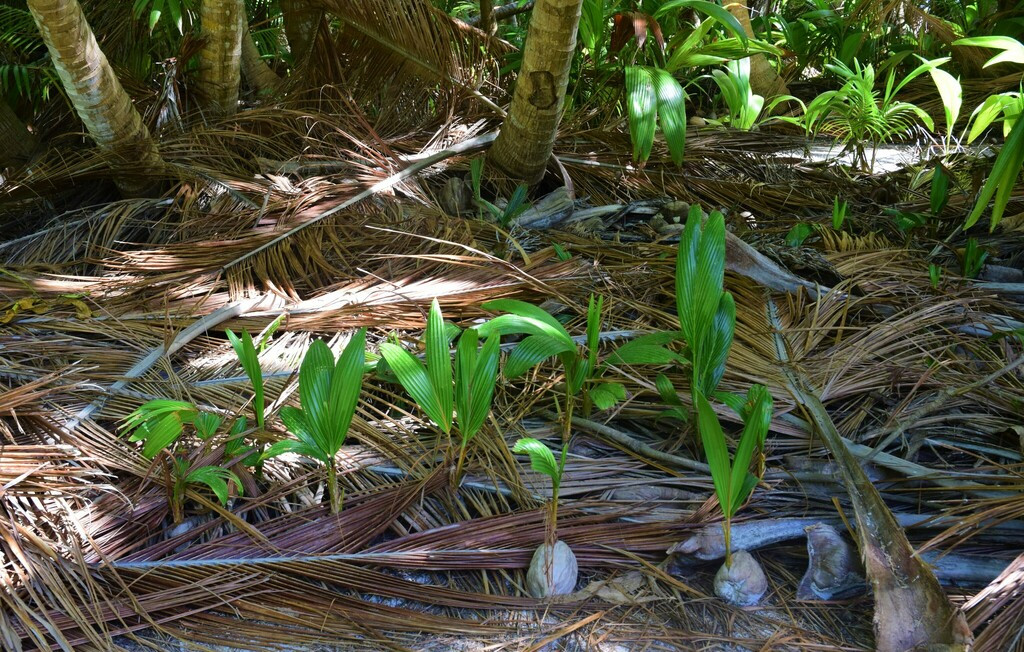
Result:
[513, 437, 575, 598]
[262, 329, 367, 513]
[379, 299, 500, 485]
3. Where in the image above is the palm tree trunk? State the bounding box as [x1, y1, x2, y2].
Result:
[241, 26, 283, 96]
[197, 0, 244, 116]
[724, 2, 789, 99]
[488, 0, 583, 185]
[26, 0, 161, 194]
[479, 0, 496, 36]
[280, 0, 322, 65]
[0, 100, 35, 168]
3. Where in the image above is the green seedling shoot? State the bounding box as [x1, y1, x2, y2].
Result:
[676, 206, 773, 568]
[262, 329, 367, 513]
[832, 197, 848, 231]
[122, 400, 241, 523]
[513, 437, 568, 543]
[167, 456, 243, 524]
[379, 299, 500, 483]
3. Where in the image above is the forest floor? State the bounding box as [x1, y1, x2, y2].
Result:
[1, 113, 1023, 651]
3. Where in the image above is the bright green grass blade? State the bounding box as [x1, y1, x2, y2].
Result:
[226, 329, 265, 429]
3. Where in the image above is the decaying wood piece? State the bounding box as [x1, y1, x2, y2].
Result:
[767, 299, 972, 651]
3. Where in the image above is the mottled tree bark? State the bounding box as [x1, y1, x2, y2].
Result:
[241, 25, 282, 96]
[280, 0, 322, 65]
[488, 0, 583, 185]
[725, 2, 789, 99]
[26, 0, 161, 194]
[197, 0, 244, 115]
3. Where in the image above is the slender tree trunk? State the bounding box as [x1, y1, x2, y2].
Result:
[26, 0, 161, 194]
[197, 0, 244, 116]
[479, 0, 496, 36]
[280, 0, 322, 65]
[488, 0, 583, 185]
[0, 100, 35, 168]
[241, 26, 283, 96]
[724, 2, 789, 99]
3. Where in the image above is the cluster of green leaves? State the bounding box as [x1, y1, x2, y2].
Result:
[511, 436, 569, 534]
[954, 36, 1024, 230]
[265, 331, 367, 513]
[706, 57, 800, 131]
[469, 158, 530, 227]
[621, 1, 782, 165]
[122, 399, 242, 522]
[379, 299, 499, 482]
[795, 57, 945, 170]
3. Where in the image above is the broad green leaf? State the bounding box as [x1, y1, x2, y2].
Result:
[122, 399, 195, 433]
[625, 66, 657, 163]
[257, 314, 287, 352]
[193, 412, 222, 440]
[656, 0, 748, 46]
[425, 300, 454, 433]
[967, 95, 1016, 143]
[713, 390, 746, 417]
[695, 392, 732, 517]
[459, 334, 501, 439]
[226, 329, 265, 430]
[261, 438, 321, 463]
[138, 412, 186, 458]
[926, 65, 961, 139]
[607, 342, 679, 365]
[930, 167, 949, 215]
[590, 382, 627, 410]
[512, 437, 561, 495]
[580, 0, 605, 53]
[279, 406, 325, 462]
[699, 292, 735, 396]
[693, 211, 727, 349]
[967, 117, 1024, 229]
[653, 68, 687, 165]
[477, 301, 573, 346]
[298, 340, 335, 445]
[186, 466, 242, 506]
[585, 294, 603, 375]
[655, 373, 683, 407]
[955, 35, 1024, 67]
[454, 328, 478, 435]
[323, 328, 366, 455]
[728, 385, 772, 513]
[785, 222, 813, 247]
[503, 334, 575, 379]
[379, 342, 449, 433]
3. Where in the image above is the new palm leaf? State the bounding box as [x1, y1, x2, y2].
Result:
[379, 299, 500, 483]
[263, 329, 366, 513]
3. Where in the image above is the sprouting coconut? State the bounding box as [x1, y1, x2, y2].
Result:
[714, 549, 768, 606]
[513, 437, 578, 598]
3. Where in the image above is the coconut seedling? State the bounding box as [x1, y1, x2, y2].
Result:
[262, 329, 366, 513]
[512, 436, 576, 598]
[675, 206, 773, 605]
[122, 401, 242, 523]
[379, 299, 500, 484]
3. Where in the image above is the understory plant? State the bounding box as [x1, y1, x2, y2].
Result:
[262, 329, 367, 513]
[122, 400, 242, 523]
[798, 57, 946, 170]
[379, 299, 500, 483]
[512, 436, 576, 598]
[954, 36, 1024, 230]
[675, 206, 773, 602]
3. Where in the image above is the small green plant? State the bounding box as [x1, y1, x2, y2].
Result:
[477, 295, 676, 439]
[379, 299, 500, 482]
[953, 36, 1024, 230]
[961, 238, 988, 279]
[706, 58, 801, 131]
[929, 263, 943, 289]
[469, 157, 530, 227]
[225, 329, 266, 431]
[167, 456, 243, 524]
[122, 400, 241, 523]
[800, 57, 943, 170]
[512, 437, 568, 539]
[673, 207, 773, 572]
[785, 222, 814, 247]
[262, 329, 367, 513]
[832, 197, 848, 231]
